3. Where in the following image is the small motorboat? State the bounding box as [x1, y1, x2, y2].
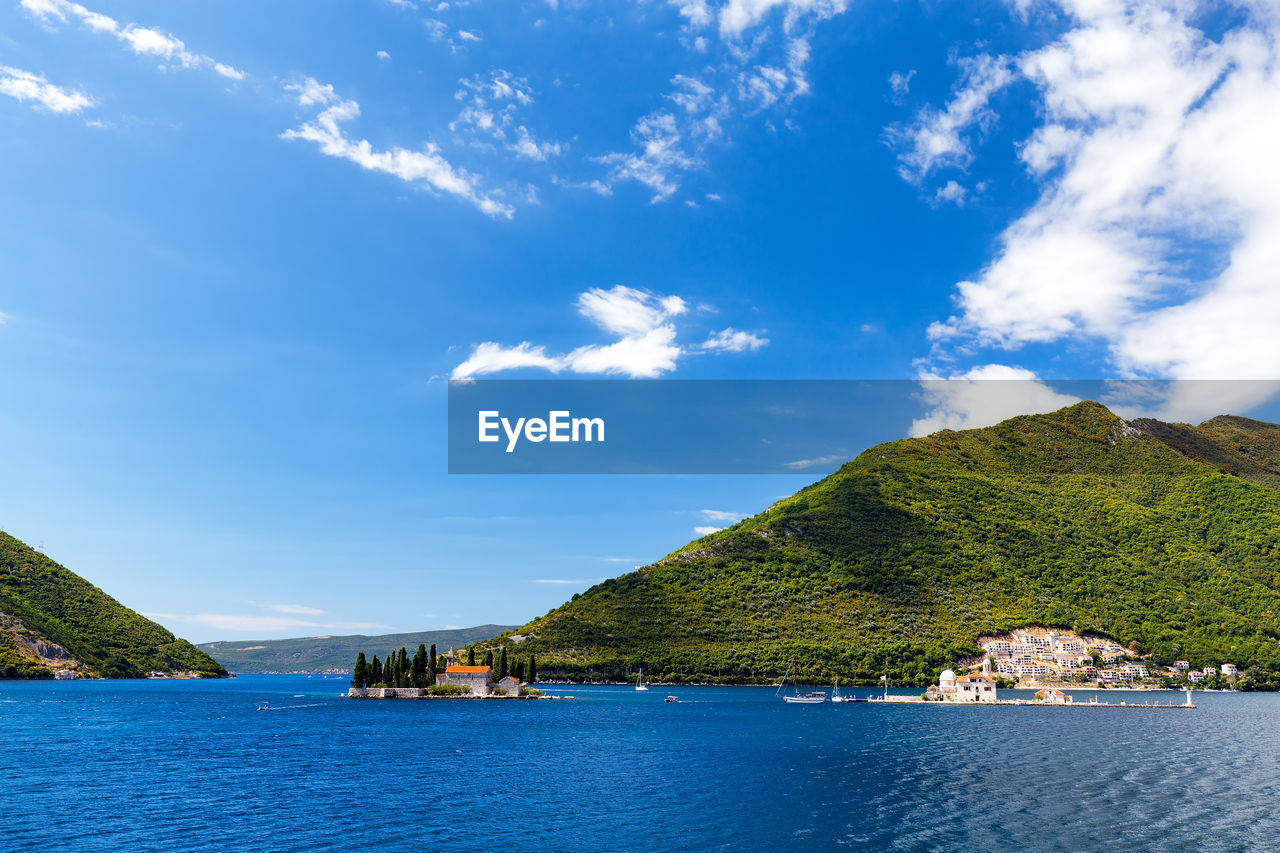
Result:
[664, 695, 680, 703]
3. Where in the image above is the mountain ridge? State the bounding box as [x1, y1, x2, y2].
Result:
[480, 401, 1280, 689]
[200, 625, 518, 673]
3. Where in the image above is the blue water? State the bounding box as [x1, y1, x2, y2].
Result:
[3, 677, 1278, 851]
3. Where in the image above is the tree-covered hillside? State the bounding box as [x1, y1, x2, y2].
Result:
[0, 533, 227, 679]
[486, 402, 1280, 688]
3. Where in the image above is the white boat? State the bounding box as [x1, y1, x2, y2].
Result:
[777, 662, 826, 703]
[635, 669, 648, 691]
[831, 677, 857, 703]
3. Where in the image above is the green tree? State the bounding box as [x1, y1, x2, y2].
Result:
[528, 654, 537, 683]
[429, 644, 438, 685]
[399, 647, 410, 687]
[497, 647, 508, 680]
[352, 652, 368, 688]
[371, 655, 383, 685]
[483, 649, 494, 669]
[467, 647, 476, 666]
[413, 644, 427, 688]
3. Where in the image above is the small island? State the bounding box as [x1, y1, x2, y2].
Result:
[345, 644, 548, 699]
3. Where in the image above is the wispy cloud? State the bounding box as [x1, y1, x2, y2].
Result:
[699, 509, 744, 522]
[693, 525, 722, 535]
[281, 77, 513, 219]
[267, 603, 325, 615]
[904, 0, 1280, 418]
[701, 327, 768, 352]
[186, 613, 391, 634]
[594, 0, 842, 201]
[0, 65, 93, 114]
[890, 53, 1014, 184]
[531, 577, 606, 584]
[21, 0, 246, 80]
[784, 453, 846, 470]
[452, 70, 563, 162]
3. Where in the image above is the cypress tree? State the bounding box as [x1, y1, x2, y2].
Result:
[429, 644, 438, 685]
[497, 647, 508, 680]
[399, 647, 409, 687]
[352, 652, 368, 688]
[483, 649, 494, 669]
[468, 646, 476, 666]
[371, 655, 383, 685]
[513, 658, 524, 682]
[528, 654, 537, 684]
[413, 644, 427, 688]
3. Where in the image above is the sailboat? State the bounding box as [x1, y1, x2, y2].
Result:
[777, 662, 826, 704]
[635, 669, 648, 691]
[831, 676, 856, 703]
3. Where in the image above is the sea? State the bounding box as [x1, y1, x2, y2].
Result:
[3, 676, 1278, 851]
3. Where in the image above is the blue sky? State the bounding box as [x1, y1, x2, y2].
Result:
[2, 0, 1278, 642]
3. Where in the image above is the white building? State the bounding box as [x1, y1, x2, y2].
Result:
[1188, 670, 1206, 682]
[1174, 660, 1190, 671]
[955, 673, 998, 702]
[938, 669, 957, 697]
[1221, 663, 1238, 678]
[1034, 687, 1071, 704]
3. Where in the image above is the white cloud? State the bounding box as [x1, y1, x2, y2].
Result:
[700, 509, 745, 522]
[376, 50, 392, 61]
[909, 0, 1280, 407]
[717, 0, 850, 38]
[933, 180, 966, 206]
[889, 69, 915, 96]
[450, 341, 564, 379]
[701, 327, 768, 352]
[0, 65, 93, 113]
[281, 77, 513, 219]
[187, 613, 390, 634]
[784, 453, 847, 470]
[892, 53, 1015, 183]
[909, 366, 1082, 437]
[531, 578, 605, 584]
[452, 70, 563, 162]
[576, 286, 687, 336]
[452, 285, 761, 379]
[268, 603, 325, 615]
[457, 30, 481, 42]
[597, 111, 699, 202]
[22, 0, 247, 80]
[693, 525, 723, 535]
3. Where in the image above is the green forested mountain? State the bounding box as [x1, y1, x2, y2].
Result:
[486, 402, 1280, 688]
[200, 625, 516, 673]
[0, 533, 227, 679]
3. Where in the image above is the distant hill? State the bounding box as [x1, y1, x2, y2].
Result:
[482, 402, 1280, 689]
[200, 625, 517, 673]
[0, 532, 227, 679]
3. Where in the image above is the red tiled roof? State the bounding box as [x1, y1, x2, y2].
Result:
[445, 665, 491, 673]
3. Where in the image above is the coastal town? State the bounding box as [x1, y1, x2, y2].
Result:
[975, 627, 1237, 689]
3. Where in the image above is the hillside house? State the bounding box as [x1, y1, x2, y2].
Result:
[496, 675, 522, 697]
[1221, 663, 1238, 678]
